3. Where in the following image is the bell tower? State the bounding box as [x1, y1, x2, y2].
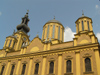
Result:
[74, 12, 98, 46]
[3, 11, 30, 52]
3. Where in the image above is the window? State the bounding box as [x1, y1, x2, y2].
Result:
[66, 60, 71, 73]
[47, 25, 50, 38]
[0, 66, 5, 75]
[34, 63, 39, 74]
[62, 29, 63, 41]
[13, 41, 15, 48]
[82, 21, 84, 31]
[9, 40, 12, 47]
[87, 21, 90, 31]
[49, 62, 54, 74]
[5, 40, 8, 47]
[85, 58, 91, 72]
[21, 64, 26, 75]
[10, 65, 15, 75]
[52, 25, 55, 38]
[77, 23, 79, 32]
[43, 28, 45, 40]
[58, 26, 60, 40]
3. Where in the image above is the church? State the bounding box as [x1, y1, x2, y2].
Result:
[0, 11, 100, 75]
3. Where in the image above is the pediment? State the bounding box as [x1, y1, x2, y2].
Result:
[26, 37, 44, 53]
[77, 34, 92, 45]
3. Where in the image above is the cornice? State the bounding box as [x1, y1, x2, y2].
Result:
[0, 43, 99, 60]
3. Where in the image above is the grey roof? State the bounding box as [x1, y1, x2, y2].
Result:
[46, 19, 62, 25]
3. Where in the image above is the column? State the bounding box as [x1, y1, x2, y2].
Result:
[58, 54, 62, 75]
[43, 44, 47, 51]
[75, 51, 80, 75]
[41, 56, 46, 75]
[47, 43, 50, 50]
[15, 58, 21, 75]
[94, 49, 100, 75]
[27, 58, 33, 75]
[5, 60, 11, 75]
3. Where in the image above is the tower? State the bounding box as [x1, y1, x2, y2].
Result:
[74, 12, 98, 46]
[42, 17, 64, 44]
[3, 11, 30, 52]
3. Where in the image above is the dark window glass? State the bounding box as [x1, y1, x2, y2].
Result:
[87, 21, 90, 31]
[49, 62, 54, 74]
[21, 64, 26, 75]
[5, 40, 8, 47]
[9, 40, 12, 47]
[47, 25, 50, 39]
[85, 58, 91, 72]
[10, 65, 15, 75]
[58, 26, 60, 40]
[66, 60, 71, 73]
[0, 66, 5, 75]
[13, 41, 15, 48]
[82, 21, 84, 31]
[77, 23, 79, 32]
[34, 63, 39, 74]
[52, 25, 55, 38]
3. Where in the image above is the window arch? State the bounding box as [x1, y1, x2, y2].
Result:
[34, 63, 39, 74]
[66, 60, 71, 73]
[85, 58, 91, 72]
[10, 65, 15, 75]
[21, 64, 26, 75]
[49, 61, 54, 74]
[0, 66, 5, 75]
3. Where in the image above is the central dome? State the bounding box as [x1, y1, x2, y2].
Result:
[46, 19, 62, 25]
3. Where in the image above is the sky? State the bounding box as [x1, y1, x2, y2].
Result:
[0, 0, 100, 49]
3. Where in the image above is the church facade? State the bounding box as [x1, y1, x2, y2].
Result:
[0, 12, 100, 75]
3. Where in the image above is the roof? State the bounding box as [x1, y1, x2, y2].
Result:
[45, 19, 62, 25]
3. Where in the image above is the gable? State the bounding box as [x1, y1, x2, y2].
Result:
[26, 37, 44, 53]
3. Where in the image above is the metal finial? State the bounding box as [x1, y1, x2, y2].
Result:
[27, 10, 29, 13]
[54, 16, 55, 19]
[36, 32, 39, 37]
[82, 10, 84, 16]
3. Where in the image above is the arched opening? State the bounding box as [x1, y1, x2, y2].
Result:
[21, 64, 26, 75]
[34, 63, 39, 74]
[10, 65, 15, 75]
[49, 61, 54, 74]
[85, 58, 91, 72]
[66, 60, 71, 73]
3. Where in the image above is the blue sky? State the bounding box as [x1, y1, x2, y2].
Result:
[0, 0, 100, 49]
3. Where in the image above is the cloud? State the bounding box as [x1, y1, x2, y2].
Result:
[0, 12, 2, 16]
[95, 5, 100, 15]
[96, 33, 100, 41]
[96, 5, 99, 9]
[64, 26, 76, 42]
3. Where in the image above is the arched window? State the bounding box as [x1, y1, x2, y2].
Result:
[10, 65, 15, 75]
[85, 58, 91, 72]
[52, 25, 55, 38]
[34, 63, 39, 74]
[0, 66, 5, 75]
[21, 64, 26, 75]
[66, 60, 71, 73]
[47, 25, 50, 38]
[9, 40, 12, 47]
[58, 26, 60, 40]
[49, 61, 54, 74]
[82, 21, 84, 31]
[87, 21, 90, 31]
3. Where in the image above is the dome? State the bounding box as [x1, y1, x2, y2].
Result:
[45, 19, 62, 25]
